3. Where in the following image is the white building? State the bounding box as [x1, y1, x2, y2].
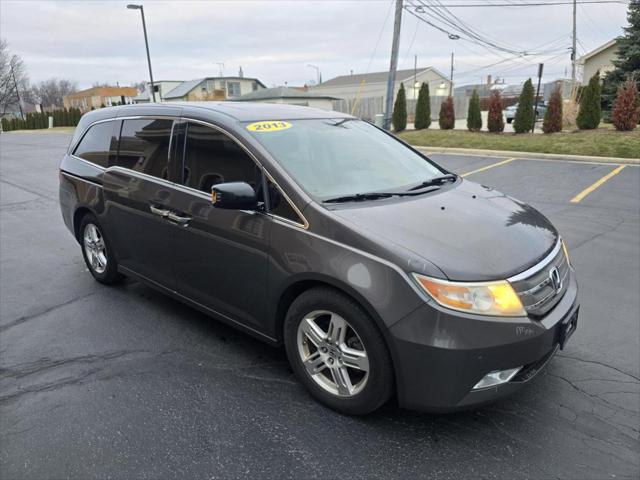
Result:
[311, 67, 451, 104]
[133, 81, 183, 103]
[234, 87, 338, 110]
[578, 40, 619, 84]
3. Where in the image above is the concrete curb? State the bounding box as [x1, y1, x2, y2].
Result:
[413, 146, 640, 165]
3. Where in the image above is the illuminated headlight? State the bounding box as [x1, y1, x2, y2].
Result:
[413, 274, 527, 317]
[473, 367, 522, 390]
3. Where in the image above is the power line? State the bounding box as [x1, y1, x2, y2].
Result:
[419, 1, 626, 6]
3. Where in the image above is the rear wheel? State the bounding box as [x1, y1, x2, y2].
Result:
[284, 287, 394, 415]
[79, 214, 122, 285]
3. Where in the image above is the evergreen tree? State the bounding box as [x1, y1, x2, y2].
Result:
[438, 97, 455, 129]
[543, 86, 563, 133]
[466, 89, 482, 131]
[577, 71, 602, 129]
[487, 90, 505, 133]
[603, 1, 640, 111]
[513, 78, 535, 133]
[392, 83, 407, 132]
[414, 82, 431, 129]
[612, 79, 639, 131]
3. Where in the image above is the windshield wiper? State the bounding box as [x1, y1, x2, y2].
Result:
[323, 186, 441, 204]
[408, 174, 457, 191]
[323, 192, 396, 203]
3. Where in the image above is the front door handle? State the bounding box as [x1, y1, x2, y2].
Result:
[166, 211, 192, 226]
[150, 205, 170, 218]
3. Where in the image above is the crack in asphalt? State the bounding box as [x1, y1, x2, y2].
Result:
[0, 177, 58, 202]
[557, 354, 640, 381]
[0, 350, 148, 379]
[0, 291, 97, 334]
[571, 219, 626, 251]
[546, 372, 640, 418]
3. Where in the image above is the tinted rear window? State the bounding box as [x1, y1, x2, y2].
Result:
[73, 121, 117, 168]
[115, 119, 173, 179]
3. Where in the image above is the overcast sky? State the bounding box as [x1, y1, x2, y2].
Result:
[0, 0, 629, 90]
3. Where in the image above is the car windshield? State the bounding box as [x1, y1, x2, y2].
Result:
[244, 118, 444, 202]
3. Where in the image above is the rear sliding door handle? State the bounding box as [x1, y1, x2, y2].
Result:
[150, 205, 170, 217]
[166, 212, 192, 226]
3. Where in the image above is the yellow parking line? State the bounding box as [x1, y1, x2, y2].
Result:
[570, 165, 627, 203]
[461, 157, 517, 177]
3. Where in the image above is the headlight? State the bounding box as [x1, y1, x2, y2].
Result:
[413, 274, 526, 317]
[561, 239, 571, 266]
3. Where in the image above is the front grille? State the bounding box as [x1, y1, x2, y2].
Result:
[511, 244, 570, 317]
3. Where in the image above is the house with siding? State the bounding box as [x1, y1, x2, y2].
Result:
[63, 86, 138, 112]
[311, 67, 451, 105]
[578, 39, 618, 84]
[163, 77, 266, 102]
[234, 86, 338, 110]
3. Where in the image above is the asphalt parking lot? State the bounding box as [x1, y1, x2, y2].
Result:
[1, 131, 638, 480]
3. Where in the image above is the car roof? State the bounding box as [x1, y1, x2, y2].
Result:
[117, 101, 353, 122]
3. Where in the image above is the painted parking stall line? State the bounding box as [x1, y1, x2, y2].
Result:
[570, 165, 627, 204]
[461, 157, 517, 177]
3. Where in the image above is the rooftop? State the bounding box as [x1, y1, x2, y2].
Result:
[235, 86, 339, 101]
[163, 76, 267, 100]
[316, 67, 447, 88]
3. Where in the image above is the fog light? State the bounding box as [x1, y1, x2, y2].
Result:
[473, 367, 522, 390]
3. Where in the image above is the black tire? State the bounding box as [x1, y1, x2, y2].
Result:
[284, 287, 394, 415]
[78, 214, 123, 285]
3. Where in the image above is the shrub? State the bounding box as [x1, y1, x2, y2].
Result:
[439, 96, 455, 130]
[577, 71, 602, 130]
[543, 86, 563, 133]
[487, 90, 505, 133]
[612, 79, 639, 131]
[513, 78, 535, 133]
[414, 82, 431, 130]
[467, 89, 482, 131]
[392, 83, 407, 132]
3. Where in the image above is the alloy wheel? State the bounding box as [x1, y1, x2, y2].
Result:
[296, 310, 370, 397]
[83, 223, 107, 274]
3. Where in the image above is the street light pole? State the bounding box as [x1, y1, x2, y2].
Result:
[128, 4, 156, 102]
[383, 0, 403, 130]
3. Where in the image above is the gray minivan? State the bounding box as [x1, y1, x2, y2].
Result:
[59, 102, 578, 414]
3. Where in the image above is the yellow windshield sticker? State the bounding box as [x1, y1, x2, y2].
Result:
[246, 121, 292, 132]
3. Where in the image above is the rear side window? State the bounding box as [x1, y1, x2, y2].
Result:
[114, 118, 173, 179]
[73, 121, 117, 168]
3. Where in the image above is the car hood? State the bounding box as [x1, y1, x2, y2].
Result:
[330, 179, 558, 281]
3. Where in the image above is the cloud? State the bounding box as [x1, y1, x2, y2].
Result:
[0, 0, 628, 89]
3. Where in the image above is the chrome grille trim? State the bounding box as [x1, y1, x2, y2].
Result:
[508, 240, 562, 283]
[509, 240, 570, 317]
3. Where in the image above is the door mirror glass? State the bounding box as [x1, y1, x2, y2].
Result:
[211, 182, 258, 210]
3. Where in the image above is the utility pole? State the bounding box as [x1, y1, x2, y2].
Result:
[9, 58, 24, 120]
[571, 0, 577, 88]
[449, 52, 454, 97]
[383, 0, 403, 130]
[414, 54, 417, 101]
[533, 63, 544, 134]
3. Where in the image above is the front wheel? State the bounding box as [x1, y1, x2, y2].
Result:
[284, 287, 394, 415]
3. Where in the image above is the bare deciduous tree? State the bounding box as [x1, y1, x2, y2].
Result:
[0, 38, 30, 116]
[31, 78, 78, 108]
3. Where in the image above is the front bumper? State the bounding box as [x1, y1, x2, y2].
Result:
[387, 270, 579, 412]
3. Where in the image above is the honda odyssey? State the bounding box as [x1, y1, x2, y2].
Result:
[59, 102, 578, 414]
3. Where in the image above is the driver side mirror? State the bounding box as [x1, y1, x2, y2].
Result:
[211, 182, 258, 210]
